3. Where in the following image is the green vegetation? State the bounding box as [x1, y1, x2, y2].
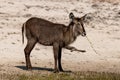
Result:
[1, 71, 120, 80]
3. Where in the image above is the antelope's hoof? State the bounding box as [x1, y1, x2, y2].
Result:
[53, 69, 59, 73]
[81, 50, 86, 52]
[27, 66, 32, 70]
[60, 69, 64, 72]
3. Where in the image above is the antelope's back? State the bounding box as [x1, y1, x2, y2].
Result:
[25, 17, 66, 45]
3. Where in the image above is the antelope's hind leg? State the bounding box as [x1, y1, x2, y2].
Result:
[24, 38, 37, 70]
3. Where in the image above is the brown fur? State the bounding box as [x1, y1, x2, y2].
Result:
[22, 13, 86, 72]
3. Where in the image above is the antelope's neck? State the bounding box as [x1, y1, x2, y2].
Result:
[63, 23, 77, 46]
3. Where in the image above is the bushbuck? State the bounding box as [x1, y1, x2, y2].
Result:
[22, 13, 86, 72]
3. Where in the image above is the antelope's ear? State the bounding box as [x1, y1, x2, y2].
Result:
[81, 14, 87, 21]
[69, 12, 74, 20]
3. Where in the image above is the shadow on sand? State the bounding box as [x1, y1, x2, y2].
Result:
[15, 66, 53, 71]
[15, 66, 72, 73]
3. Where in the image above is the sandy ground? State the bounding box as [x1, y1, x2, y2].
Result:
[0, 0, 120, 74]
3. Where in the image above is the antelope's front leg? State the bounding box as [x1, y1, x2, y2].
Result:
[58, 47, 63, 72]
[65, 46, 86, 52]
[53, 43, 59, 73]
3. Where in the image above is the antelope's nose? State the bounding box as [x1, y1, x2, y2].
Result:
[82, 32, 86, 37]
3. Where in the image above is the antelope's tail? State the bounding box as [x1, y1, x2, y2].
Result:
[22, 23, 25, 44]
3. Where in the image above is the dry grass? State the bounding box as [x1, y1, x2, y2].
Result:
[1, 72, 120, 80]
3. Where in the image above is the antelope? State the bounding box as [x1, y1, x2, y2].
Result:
[22, 12, 86, 72]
